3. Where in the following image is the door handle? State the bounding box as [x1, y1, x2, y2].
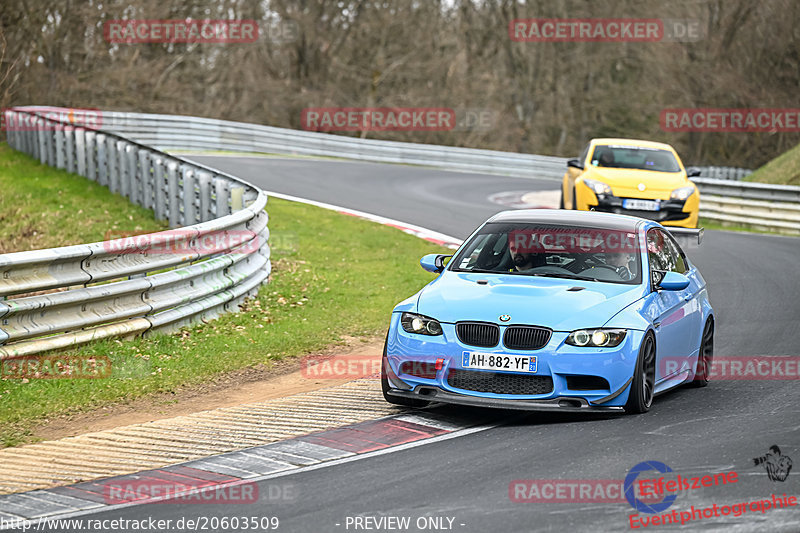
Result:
[683, 293, 692, 301]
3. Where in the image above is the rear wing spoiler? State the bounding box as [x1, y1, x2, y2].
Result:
[665, 227, 704, 249]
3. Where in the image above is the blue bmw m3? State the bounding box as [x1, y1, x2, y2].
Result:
[382, 210, 714, 414]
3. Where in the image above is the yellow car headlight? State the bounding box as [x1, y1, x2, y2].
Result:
[582, 178, 613, 196]
[671, 186, 696, 201]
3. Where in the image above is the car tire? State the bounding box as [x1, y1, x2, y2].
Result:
[381, 339, 430, 408]
[624, 332, 656, 414]
[690, 318, 714, 387]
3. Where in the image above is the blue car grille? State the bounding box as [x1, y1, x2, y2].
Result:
[503, 326, 552, 350]
[447, 369, 554, 395]
[456, 322, 499, 347]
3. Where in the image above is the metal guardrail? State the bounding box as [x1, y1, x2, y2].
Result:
[50, 109, 571, 180]
[0, 108, 270, 358]
[693, 177, 800, 234]
[45, 107, 794, 234]
[691, 166, 752, 181]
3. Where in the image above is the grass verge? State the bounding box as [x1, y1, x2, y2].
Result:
[745, 142, 800, 186]
[0, 143, 166, 253]
[697, 217, 784, 236]
[0, 194, 448, 447]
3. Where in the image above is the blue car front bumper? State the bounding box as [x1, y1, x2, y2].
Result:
[385, 313, 645, 412]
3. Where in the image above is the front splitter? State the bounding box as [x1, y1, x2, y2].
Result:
[387, 386, 625, 413]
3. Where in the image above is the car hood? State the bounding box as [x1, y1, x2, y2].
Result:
[416, 272, 645, 331]
[584, 167, 687, 192]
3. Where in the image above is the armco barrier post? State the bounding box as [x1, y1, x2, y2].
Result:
[65, 126, 76, 174]
[40, 121, 50, 166]
[197, 170, 212, 222]
[96, 133, 108, 186]
[153, 156, 166, 221]
[37, 123, 47, 165]
[182, 166, 197, 225]
[104, 137, 116, 189]
[119, 141, 129, 198]
[13, 114, 24, 153]
[6, 111, 17, 151]
[167, 162, 180, 227]
[126, 144, 138, 205]
[54, 124, 65, 169]
[46, 122, 56, 167]
[138, 149, 152, 210]
[30, 127, 39, 160]
[110, 139, 123, 194]
[75, 128, 87, 177]
[215, 178, 229, 218]
[86, 131, 97, 181]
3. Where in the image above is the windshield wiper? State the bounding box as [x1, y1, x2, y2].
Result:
[530, 273, 605, 282]
[528, 273, 582, 279]
[453, 270, 605, 282]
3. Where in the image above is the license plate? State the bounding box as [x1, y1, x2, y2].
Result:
[623, 199, 660, 211]
[462, 351, 537, 373]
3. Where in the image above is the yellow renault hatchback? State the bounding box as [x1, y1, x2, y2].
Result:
[561, 138, 700, 228]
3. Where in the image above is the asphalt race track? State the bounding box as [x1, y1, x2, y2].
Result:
[47, 156, 800, 532]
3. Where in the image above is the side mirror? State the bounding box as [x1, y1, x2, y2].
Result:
[656, 271, 690, 291]
[567, 158, 584, 170]
[420, 254, 451, 273]
[686, 167, 702, 178]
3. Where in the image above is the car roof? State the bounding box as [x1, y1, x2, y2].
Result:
[486, 209, 647, 232]
[590, 138, 675, 151]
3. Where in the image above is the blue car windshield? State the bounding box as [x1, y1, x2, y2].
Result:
[449, 223, 642, 285]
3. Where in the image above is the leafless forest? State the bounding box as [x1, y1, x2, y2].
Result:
[1, 0, 798, 167]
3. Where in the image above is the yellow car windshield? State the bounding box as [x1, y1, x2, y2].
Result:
[591, 145, 681, 173]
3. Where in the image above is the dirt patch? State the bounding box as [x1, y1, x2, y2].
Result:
[32, 335, 385, 443]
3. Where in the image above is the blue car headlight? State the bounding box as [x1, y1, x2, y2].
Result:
[566, 328, 627, 347]
[401, 312, 443, 336]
